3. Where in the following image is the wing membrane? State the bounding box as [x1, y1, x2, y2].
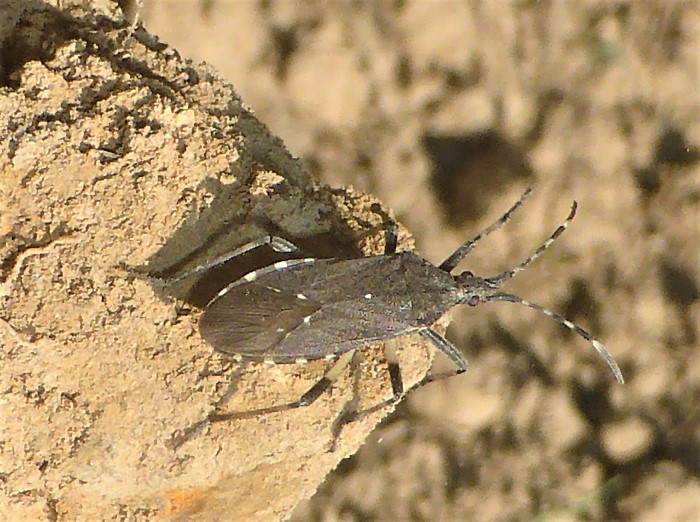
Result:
[200, 282, 322, 357]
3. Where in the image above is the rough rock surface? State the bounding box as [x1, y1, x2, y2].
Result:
[0, 2, 428, 520]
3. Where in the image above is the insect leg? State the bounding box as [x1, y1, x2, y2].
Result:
[325, 332, 469, 448]
[166, 235, 301, 284]
[386, 328, 471, 390]
[384, 343, 405, 397]
[439, 188, 532, 272]
[420, 328, 468, 373]
[329, 350, 364, 451]
[363, 330, 470, 400]
[359, 330, 469, 410]
[329, 342, 406, 438]
[207, 350, 356, 423]
[384, 223, 399, 255]
[296, 350, 356, 407]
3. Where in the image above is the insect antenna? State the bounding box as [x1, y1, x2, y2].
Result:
[489, 292, 624, 384]
[439, 188, 532, 272]
[488, 201, 577, 285]
[469, 200, 624, 383]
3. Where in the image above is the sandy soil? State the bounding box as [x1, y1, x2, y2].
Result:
[1, 1, 698, 521]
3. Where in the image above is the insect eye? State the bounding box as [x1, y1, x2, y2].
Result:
[467, 295, 479, 307]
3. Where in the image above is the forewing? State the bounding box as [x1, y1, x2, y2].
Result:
[267, 298, 414, 359]
[200, 282, 322, 358]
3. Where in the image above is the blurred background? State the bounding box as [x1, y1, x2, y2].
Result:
[139, 2, 698, 520]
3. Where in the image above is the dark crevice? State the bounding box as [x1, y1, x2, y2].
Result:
[269, 24, 299, 81]
[655, 127, 699, 167]
[659, 259, 699, 309]
[424, 130, 532, 227]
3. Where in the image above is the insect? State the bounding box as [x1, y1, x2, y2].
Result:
[165, 188, 623, 436]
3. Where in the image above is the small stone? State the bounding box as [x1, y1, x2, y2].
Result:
[602, 417, 654, 463]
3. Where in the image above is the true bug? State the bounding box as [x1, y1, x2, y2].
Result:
[165, 189, 623, 435]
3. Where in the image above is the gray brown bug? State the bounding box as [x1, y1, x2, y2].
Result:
[165, 189, 623, 436]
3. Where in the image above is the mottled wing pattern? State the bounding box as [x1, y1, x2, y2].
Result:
[265, 298, 419, 359]
[200, 282, 322, 358]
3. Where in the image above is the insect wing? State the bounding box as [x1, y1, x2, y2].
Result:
[263, 296, 416, 360]
[200, 281, 322, 358]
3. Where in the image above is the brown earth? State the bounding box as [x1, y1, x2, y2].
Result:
[1, 1, 698, 521]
